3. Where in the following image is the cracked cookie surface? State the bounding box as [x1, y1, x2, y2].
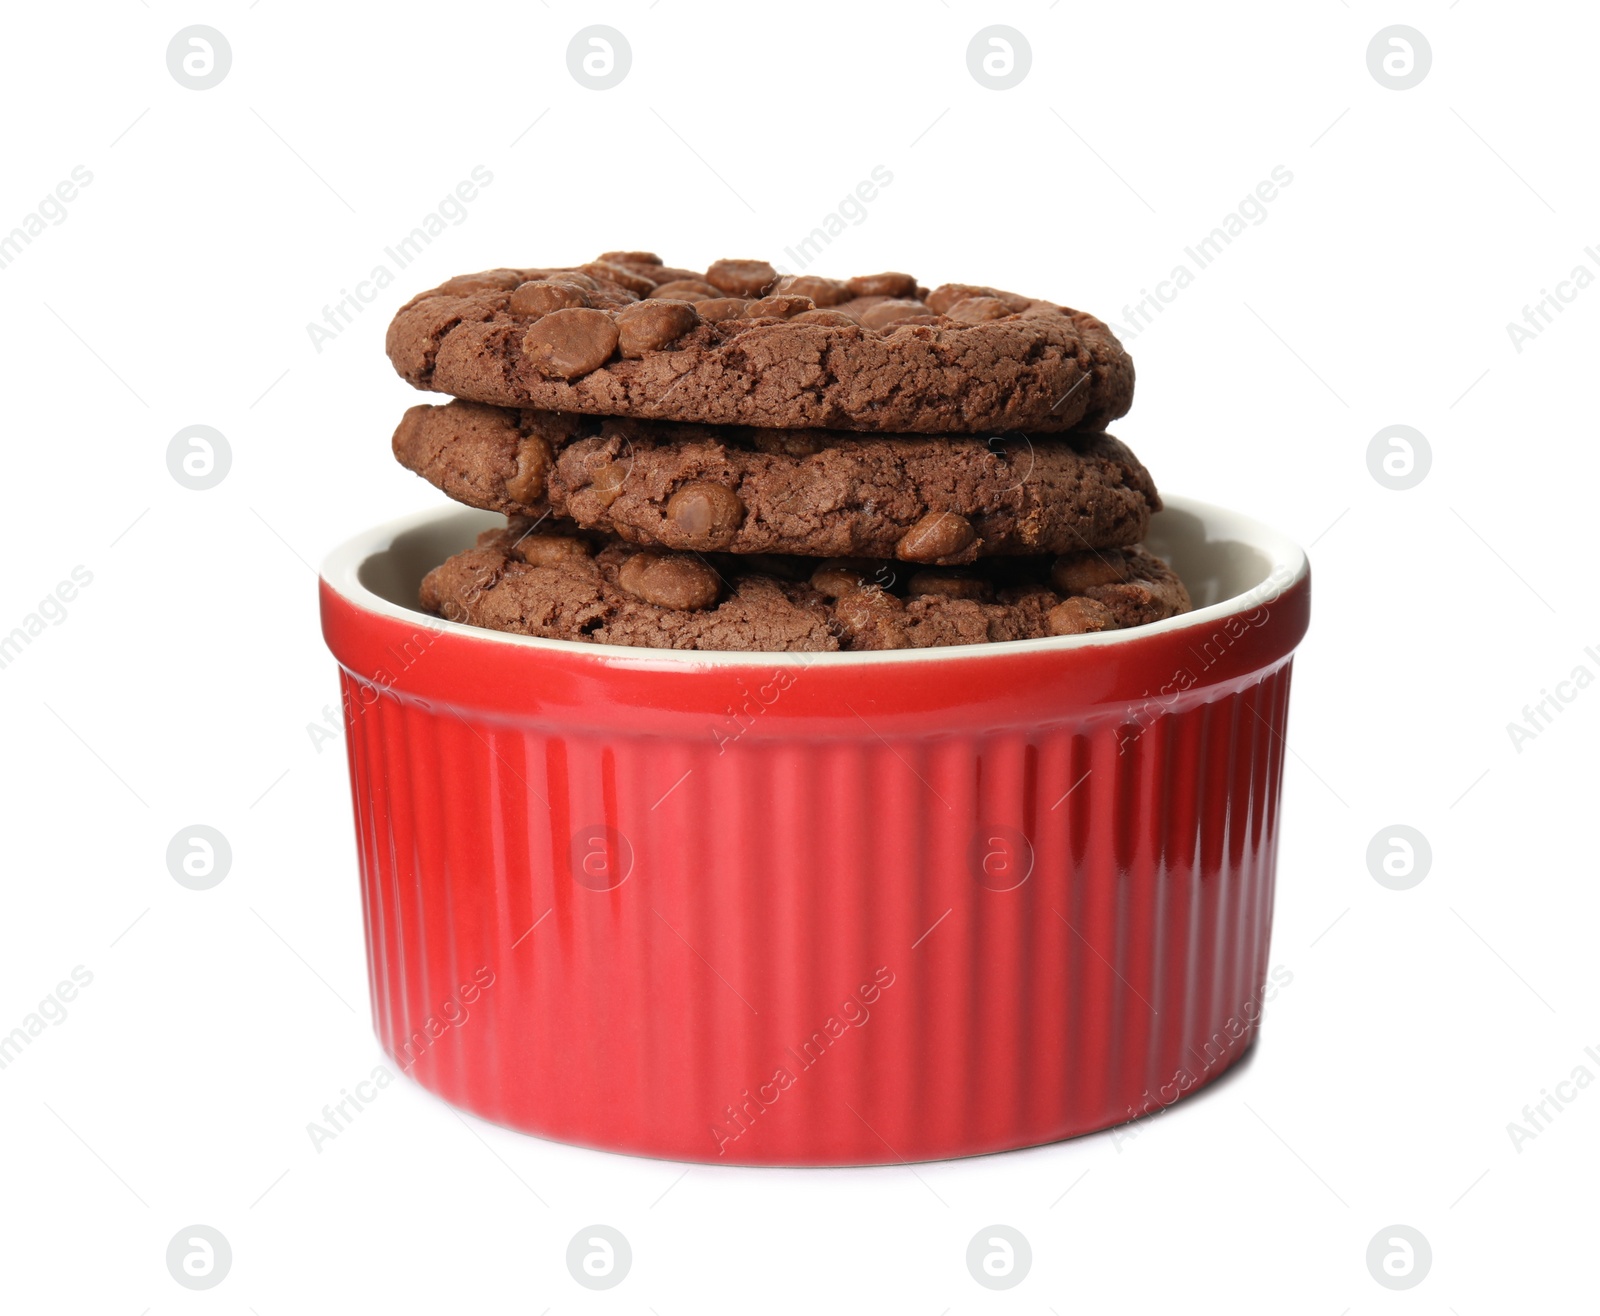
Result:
[419, 521, 1191, 652]
[393, 401, 1161, 564]
[385, 252, 1134, 435]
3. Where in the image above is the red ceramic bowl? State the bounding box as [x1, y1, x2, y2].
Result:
[320, 496, 1310, 1165]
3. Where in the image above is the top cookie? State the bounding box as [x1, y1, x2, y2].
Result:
[385, 252, 1134, 435]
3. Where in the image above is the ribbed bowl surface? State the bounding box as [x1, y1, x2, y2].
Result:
[321, 498, 1310, 1163]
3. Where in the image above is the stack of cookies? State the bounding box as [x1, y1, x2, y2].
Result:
[384, 253, 1190, 652]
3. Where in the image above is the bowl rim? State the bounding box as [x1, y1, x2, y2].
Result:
[319, 494, 1308, 668]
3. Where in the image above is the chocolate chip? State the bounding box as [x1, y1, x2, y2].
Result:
[896, 511, 977, 562]
[1051, 550, 1130, 594]
[832, 586, 909, 648]
[809, 564, 866, 598]
[744, 294, 816, 320]
[665, 480, 745, 548]
[696, 297, 751, 322]
[926, 283, 993, 315]
[579, 261, 658, 296]
[587, 459, 629, 506]
[860, 299, 931, 330]
[1083, 580, 1160, 623]
[926, 283, 1030, 315]
[944, 296, 1010, 324]
[509, 279, 592, 317]
[846, 272, 917, 298]
[781, 275, 851, 306]
[616, 551, 721, 610]
[1047, 596, 1117, 636]
[505, 433, 553, 505]
[522, 307, 619, 379]
[597, 251, 662, 267]
[789, 309, 858, 327]
[515, 533, 593, 566]
[586, 289, 640, 310]
[650, 279, 723, 301]
[706, 258, 778, 297]
[907, 570, 994, 601]
[616, 299, 701, 356]
[439, 269, 524, 295]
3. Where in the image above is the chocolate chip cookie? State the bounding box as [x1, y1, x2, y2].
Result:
[385, 252, 1134, 435]
[392, 401, 1161, 565]
[419, 521, 1190, 653]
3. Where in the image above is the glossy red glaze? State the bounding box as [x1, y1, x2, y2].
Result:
[320, 503, 1311, 1164]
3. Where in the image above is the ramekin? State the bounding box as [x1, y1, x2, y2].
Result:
[319, 496, 1310, 1165]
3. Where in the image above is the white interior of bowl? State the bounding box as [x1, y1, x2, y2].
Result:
[321, 496, 1307, 666]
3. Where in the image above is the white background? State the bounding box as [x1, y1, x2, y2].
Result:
[1, 1, 1595, 1310]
